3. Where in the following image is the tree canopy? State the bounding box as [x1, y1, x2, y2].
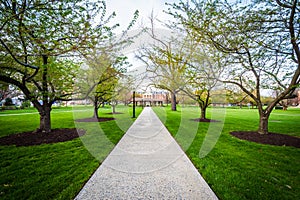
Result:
[80, 49, 128, 118]
[167, 0, 300, 134]
[0, 0, 119, 132]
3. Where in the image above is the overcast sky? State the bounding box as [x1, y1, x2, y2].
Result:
[106, 0, 179, 31]
[105, 1, 181, 92]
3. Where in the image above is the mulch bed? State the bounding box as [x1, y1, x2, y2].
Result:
[75, 117, 115, 122]
[230, 131, 300, 148]
[0, 128, 86, 147]
[191, 118, 220, 123]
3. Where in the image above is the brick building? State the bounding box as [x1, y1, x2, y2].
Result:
[132, 91, 168, 106]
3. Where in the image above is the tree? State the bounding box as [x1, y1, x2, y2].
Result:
[136, 16, 194, 111]
[225, 85, 253, 108]
[92, 66, 119, 118]
[182, 44, 223, 119]
[109, 77, 131, 114]
[80, 47, 129, 118]
[0, 0, 116, 133]
[168, 0, 300, 134]
[4, 97, 13, 106]
[117, 76, 135, 106]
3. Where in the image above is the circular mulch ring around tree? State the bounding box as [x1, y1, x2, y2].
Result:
[191, 118, 220, 123]
[230, 131, 300, 148]
[75, 117, 115, 122]
[0, 128, 85, 147]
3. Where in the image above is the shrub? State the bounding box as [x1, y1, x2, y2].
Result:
[21, 100, 31, 109]
[1, 105, 16, 110]
[4, 98, 14, 106]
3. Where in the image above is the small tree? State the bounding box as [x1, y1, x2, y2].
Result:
[92, 67, 119, 118]
[109, 79, 127, 114]
[117, 76, 134, 106]
[225, 85, 253, 108]
[136, 16, 194, 111]
[182, 44, 223, 119]
[80, 49, 128, 118]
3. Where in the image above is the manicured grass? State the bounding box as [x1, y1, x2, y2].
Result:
[0, 105, 73, 114]
[0, 105, 142, 200]
[153, 106, 300, 200]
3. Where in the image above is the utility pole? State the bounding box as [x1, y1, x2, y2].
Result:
[133, 91, 136, 118]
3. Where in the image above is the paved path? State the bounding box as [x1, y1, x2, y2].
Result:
[75, 107, 218, 199]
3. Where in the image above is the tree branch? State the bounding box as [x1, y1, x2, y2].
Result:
[275, 0, 293, 9]
[0, 39, 39, 70]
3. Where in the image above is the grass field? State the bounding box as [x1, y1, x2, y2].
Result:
[0, 105, 142, 200]
[1, 105, 299, 199]
[153, 106, 300, 200]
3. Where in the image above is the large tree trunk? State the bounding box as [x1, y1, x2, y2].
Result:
[93, 107, 99, 118]
[112, 104, 116, 114]
[93, 100, 99, 118]
[111, 100, 118, 114]
[38, 105, 52, 133]
[39, 55, 52, 133]
[200, 106, 206, 119]
[258, 113, 270, 134]
[257, 104, 271, 134]
[171, 92, 177, 111]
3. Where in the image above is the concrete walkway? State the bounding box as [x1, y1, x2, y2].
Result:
[75, 107, 218, 199]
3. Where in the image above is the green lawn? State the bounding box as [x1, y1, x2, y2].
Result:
[0, 105, 142, 200]
[1, 105, 299, 199]
[153, 106, 300, 200]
